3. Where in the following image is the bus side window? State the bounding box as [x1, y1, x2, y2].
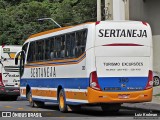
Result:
[66, 33, 75, 58]
[22, 43, 28, 55]
[54, 36, 61, 59]
[75, 29, 87, 57]
[27, 42, 36, 62]
[45, 38, 50, 60]
[22, 43, 28, 62]
[50, 37, 55, 60]
[60, 35, 65, 58]
[36, 40, 45, 61]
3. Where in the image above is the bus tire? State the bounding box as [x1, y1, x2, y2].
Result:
[101, 103, 121, 113]
[58, 89, 68, 112]
[68, 105, 81, 112]
[34, 101, 45, 108]
[27, 91, 35, 107]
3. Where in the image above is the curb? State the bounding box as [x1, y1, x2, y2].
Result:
[122, 102, 160, 112]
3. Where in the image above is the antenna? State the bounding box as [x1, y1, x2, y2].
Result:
[38, 18, 62, 28]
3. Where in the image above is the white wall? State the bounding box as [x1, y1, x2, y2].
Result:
[130, 0, 160, 72]
[153, 35, 160, 72]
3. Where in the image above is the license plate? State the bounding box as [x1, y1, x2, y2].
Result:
[118, 94, 130, 99]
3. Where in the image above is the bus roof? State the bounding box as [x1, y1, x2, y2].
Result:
[25, 22, 94, 43]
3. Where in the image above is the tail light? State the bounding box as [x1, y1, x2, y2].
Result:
[90, 71, 101, 91]
[145, 70, 153, 89]
[0, 73, 4, 87]
[95, 21, 100, 25]
[142, 21, 148, 26]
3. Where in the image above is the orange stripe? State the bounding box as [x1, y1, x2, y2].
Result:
[27, 52, 85, 64]
[22, 89, 26, 95]
[31, 89, 57, 98]
[21, 89, 88, 101]
[28, 26, 72, 40]
[65, 91, 88, 100]
[25, 53, 86, 68]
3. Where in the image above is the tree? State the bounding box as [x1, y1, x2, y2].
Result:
[0, 0, 97, 45]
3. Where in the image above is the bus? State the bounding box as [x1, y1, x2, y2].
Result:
[0, 45, 21, 100]
[15, 21, 153, 112]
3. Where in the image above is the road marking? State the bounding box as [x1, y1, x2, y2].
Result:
[17, 108, 24, 110]
[59, 116, 65, 118]
[4, 106, 12, 108]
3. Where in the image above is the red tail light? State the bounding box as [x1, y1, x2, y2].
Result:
[90, 71, 101, 91]
[142, 21, 148, 26]
[0, 73, 4, 87]
[145, 70, 153, 89]
[95, 21, 100, 25]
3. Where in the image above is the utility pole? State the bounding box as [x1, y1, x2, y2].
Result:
[104, 0, 113, 20]
[97, 0, 129, 21]
[97, 0, 101, 21]
[112, 0, 129, 20]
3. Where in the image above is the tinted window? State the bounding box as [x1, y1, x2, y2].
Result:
[36, 40, 45, 61]
[27, 29, 87, 63]
[27, 42, 36, 62]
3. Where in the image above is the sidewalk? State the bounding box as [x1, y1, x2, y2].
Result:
[122, 95, 160, 112]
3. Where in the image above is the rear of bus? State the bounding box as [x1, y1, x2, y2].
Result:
[0, 46, 21, 100]
[88, 21, 153, 103]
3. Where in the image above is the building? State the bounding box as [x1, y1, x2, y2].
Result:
[129, 0, 160, 72]
[98, 0, 160, 72]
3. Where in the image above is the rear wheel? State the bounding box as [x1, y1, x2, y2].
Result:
[58, 89, 68, 112]
[101, 103, 121, 113]
[68, 105, 81, 112]
[34, 101, 45, 108]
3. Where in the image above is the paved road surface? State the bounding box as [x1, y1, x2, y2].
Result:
[0, 98, 159, 120]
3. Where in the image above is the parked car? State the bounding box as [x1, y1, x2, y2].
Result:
[153, 71, 160, 86]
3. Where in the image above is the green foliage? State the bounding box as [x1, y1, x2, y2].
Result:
[0, 0, 96, 45]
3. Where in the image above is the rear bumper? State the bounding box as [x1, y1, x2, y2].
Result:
[87, 87, 153, 103]
[0, 86, 20, 96]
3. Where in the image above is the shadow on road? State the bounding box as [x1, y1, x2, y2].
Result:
[0, 96, 18, 101]
[29, 103, 160, 117]
[0, 99, 159, 117]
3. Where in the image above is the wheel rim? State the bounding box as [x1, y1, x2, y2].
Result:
[29, 96, 32, 103]
[59, 93, 64, 109]
[29, 93, 33, 106]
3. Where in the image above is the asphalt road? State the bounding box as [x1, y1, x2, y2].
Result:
[0, 97, 159, 120]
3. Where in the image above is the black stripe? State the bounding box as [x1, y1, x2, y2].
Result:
[4, 70, 19, 72]
[4, 66, 20, 68]
[4, 69, 19, 70]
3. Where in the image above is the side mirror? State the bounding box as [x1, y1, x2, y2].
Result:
[15, 57, 18, 65]
[14, 50, 23, 65]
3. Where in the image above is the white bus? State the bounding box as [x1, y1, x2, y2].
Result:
[15, 21, 153, 112]
[0, 45, 21, 100]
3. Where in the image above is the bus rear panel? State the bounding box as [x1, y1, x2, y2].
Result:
[88, 21, 153, 103]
